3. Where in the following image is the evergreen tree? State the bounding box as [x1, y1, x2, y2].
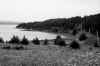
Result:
[32, 37, 40, 45]
[8, 35, 20, 44]
[13, 45, 24, 50]
[20, 36, 29, 45]
[94, 41, 100, 47]
[54, 35, 66, 46]
[2, 46, 11, 49]
[70, 40, 80, 49]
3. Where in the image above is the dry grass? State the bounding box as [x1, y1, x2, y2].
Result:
[0, 32, 99, 66]
[0, 43, 100, 66]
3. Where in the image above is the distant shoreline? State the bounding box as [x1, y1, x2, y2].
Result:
[19, 28, 73, 40]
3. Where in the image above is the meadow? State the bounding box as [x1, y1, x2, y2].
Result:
[0, 32, 100, 66]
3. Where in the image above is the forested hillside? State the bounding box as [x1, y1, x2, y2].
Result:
[16, 13, 100, 35]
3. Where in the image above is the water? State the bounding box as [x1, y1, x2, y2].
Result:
[0, 25, 63, 41]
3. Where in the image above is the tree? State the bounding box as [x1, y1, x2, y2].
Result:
[54, 35, 66, 46]
[44, 39, 48, 45]
[70, 41, 80, 49]
[0, 37, 4, 43]
[79, 33, 87, 41]
[8, 35, 20, 44]
[94, 41, 100, 47]
[32, 37, 40, 45]
[72, 29, 78, 35]
[20, 36, 29, 45]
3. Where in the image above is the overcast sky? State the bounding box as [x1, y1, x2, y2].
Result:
[0, 0, 99, 22]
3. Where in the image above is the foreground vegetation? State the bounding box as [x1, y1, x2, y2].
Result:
[0, 31, 99, 66]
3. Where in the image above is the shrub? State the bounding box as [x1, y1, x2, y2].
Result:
[2, 46, 11, 49]
[8, 36, 20, 44]
[94, 41, 100, 47]
[13, 45, 24, 50]
[32, 37, 40, 45]
[79, 33, 87, 41]
[70, 40, 80, 49]
[72, 29, 78, 35]
[20, 36, 29, 45]
[0, 37, 4, 43]
[44, 39, 48, 45]
[54, 35, 66, 46]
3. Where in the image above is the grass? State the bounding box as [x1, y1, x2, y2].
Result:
[0, 32, 99, 66]
[0, 42, 100, 66]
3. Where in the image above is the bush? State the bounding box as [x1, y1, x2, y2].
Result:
[54, 35, 66, 46]
[0, 37, 4, 43]
[70, 40, 80, 49]
[32, 37, 40, 45]
[20, 36, 29, 45]
[94, 41, 100, 47]
[2, 46, 11, 49]
[72, 29, 78, 35]
[13, 45, 24, 50]
[44, 39, 48, 45]
[79, 33, 87, 41]
[8, 36, 20, 44]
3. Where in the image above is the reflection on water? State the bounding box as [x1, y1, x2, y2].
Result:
[0, 25, 63, 41]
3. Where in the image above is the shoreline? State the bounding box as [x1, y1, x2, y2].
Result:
[19, 28, 74, 39]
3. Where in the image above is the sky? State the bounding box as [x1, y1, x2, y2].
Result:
[0, 0, 99, 22]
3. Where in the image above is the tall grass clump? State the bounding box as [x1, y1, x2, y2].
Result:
[13, 45, 24, 50]
[8, 35, 20, 44]
[1, 46, 11, 50]
[20, 36, 29, 45]
[32, 37, 40, 45]
[54, 35, 66, 47]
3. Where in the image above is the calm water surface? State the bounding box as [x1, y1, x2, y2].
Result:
[0, 25, 64, 41]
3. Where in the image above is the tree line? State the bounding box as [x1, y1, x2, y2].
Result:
[16, 13, 100, 36]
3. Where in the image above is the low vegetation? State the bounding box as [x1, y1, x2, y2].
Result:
[94, 41, 100, 47]
[1, 45, 10, 49]
[20, 36, 29, 45]
[8, 35, 20, 44]
[12, 45, 24, 50]
[54, 35, 66, 46]
[79, 33, 88, 41]
[70, 40, 80, 49]
[32, 37, 40, 45]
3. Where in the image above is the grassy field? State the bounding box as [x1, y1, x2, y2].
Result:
[0, 41, 100, 66]
[0, 32, 100, 66]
